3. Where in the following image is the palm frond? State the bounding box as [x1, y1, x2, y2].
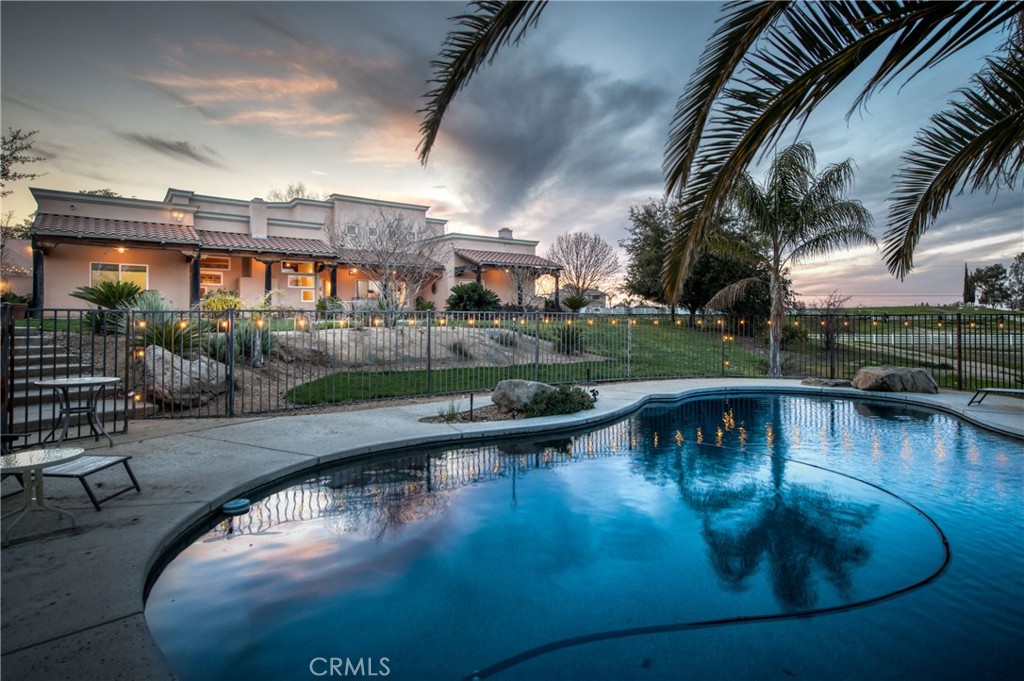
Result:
[705, 277, 762, 311]
[884, 43, 1024, 278]
[663, 1, 1014, 291]
[663, 1, 788, 192]
[418, 1, 548, 164]
[789, 219, 877, 266]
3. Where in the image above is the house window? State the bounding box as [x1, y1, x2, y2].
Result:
[90, 262, 148, 289]
[199, 256, 231, 271]
[288, 275, 316, 288]
[345, 224, 357, 235]
[281, 261, 314, 274]
[199, 272, 223, 286]
[300, 290, 315, 303]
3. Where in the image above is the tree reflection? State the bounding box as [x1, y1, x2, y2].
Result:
[631, 397, 876, 610]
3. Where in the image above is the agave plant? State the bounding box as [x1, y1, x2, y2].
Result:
[70, 281, 143, 333]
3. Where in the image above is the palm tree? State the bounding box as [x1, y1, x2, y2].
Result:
[700, 141, 874, 377]
[417, 1, 1021, 286]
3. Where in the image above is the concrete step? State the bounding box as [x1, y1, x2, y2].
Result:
[6, 399, 159, 441]
[6, 385, 116, 406]
[9, 352, 78, 366]
[10, 363, 93, 380]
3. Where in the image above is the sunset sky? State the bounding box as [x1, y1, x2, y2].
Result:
[2, 1, 1021, 306]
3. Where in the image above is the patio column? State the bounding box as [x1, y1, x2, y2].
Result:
[554, 272, 560, 309]
[189, 253, 201, 306]
[329, 266, 338, 298]
[475, 265, 481, 284]
[31, 240, 44, 311]
[261, 260, 274, 293]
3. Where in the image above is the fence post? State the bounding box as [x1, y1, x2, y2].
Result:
[956, 313, 963, 391]
[227, 308, 236, 417]
[426, 310, 432, 395]
[720, 327, 726, 377]
[627, 313, 633, 380]
[534, 312, 541, 382]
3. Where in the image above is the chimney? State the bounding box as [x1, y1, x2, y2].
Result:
[250, 198, 267, 239]
[498, 227, 513, 239]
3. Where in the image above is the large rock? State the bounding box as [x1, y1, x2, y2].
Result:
[801, 378, 853, 387]
[141, 345, 233, 406]
[492, 379, 555, 412]
[852, 366, 938, 393]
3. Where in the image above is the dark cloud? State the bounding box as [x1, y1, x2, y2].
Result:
[118, 133, 226, 168]
[439, 52, 671, 228]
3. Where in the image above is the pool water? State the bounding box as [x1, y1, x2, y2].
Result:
[145, 395, 1023, 680]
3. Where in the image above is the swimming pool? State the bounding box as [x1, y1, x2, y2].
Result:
[145, 394, 1023, 680]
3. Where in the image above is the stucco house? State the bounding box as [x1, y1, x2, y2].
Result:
[28, 188, 560, 311]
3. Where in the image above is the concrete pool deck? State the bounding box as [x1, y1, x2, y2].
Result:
[1, 378, 1021, 680]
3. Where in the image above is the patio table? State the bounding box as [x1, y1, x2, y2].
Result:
[1, 447, 84, 544]
[34, 376, 120, 447]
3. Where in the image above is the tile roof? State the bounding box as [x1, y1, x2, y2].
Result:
[33, 214, 200, 244]
[455, 249, 561, 270]
[196, 230, 336, 257]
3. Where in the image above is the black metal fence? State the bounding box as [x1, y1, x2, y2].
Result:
[3, 305, 1022, 446]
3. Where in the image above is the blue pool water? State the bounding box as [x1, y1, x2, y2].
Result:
[145, 395, 1023, 680]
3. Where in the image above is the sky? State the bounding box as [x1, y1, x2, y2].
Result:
[2, 0, 1021, 306]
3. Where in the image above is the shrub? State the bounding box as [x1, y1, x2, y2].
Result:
[522, 385, 595, 418]
[316, 296, 344, 312]
[1, 291, 31, 304]
[779, 324, 809, 349]
[200, 288, 242, 312]
[415, 297, 435, 311]
[561, 293, 589, 312]
[70, 280, 143, 309]
[449, 340, 473, 360]
[206, 321, 272, 362]
[491, 330, 518, 348]
[446, 282, 501, 311]
[554, 325, 584, 355]
[137, 323, 202, 356]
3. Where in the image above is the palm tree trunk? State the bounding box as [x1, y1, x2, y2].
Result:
[768, 270, 784, 378]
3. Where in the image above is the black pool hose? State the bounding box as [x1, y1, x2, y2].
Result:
[462, 450, 952, 681]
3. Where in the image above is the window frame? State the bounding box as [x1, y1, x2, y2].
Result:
[89, 262, 149, 289]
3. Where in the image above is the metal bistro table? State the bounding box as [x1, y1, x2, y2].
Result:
[34, 376, 121, 447]
[1, 447, 85, 544]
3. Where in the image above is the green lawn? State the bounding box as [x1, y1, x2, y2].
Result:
[287, 320, 767, 404]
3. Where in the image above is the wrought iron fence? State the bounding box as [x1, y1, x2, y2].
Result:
[3, 305, 1022, 447]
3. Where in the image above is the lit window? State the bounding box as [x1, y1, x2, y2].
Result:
[281, 261, 314, 274]
[199, 256, 231, 271]
[287, 275, 316, 288]
[90, 262, 148, 289]
[300, 290, 315, 303]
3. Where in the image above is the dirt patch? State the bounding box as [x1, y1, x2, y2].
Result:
[419, 404, 520, 423]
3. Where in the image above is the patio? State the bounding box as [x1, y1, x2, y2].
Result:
[1, 379, 1021, 680]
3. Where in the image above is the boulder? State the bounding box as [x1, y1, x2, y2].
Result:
[141, 345, 233, 406]
[801, 378, 853, 387]
[851, 366, 938, 393]
[492, 379, 555, 413]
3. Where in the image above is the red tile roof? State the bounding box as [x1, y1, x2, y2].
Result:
[196, 230, 336, 257]
[33, 214, 200, 244]
[455, 249, 561, 271]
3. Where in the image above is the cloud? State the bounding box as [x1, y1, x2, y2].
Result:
[434, 52, 671, 231]
[118, 133, 226, 168]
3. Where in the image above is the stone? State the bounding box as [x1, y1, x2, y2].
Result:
[801, 378, 853, 387]
[141, 345, 233, 406]
[491, 379, 555, 412]
[851, 366, 938, 393]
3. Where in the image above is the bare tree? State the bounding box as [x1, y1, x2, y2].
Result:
[326, 209, 445, 312]
[1, 128, 44, 197]
[500, 264, 549, 311]
[545, 232, 619, 300]
[810, 290, 852, 379]
[266, 181, 326, 202]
